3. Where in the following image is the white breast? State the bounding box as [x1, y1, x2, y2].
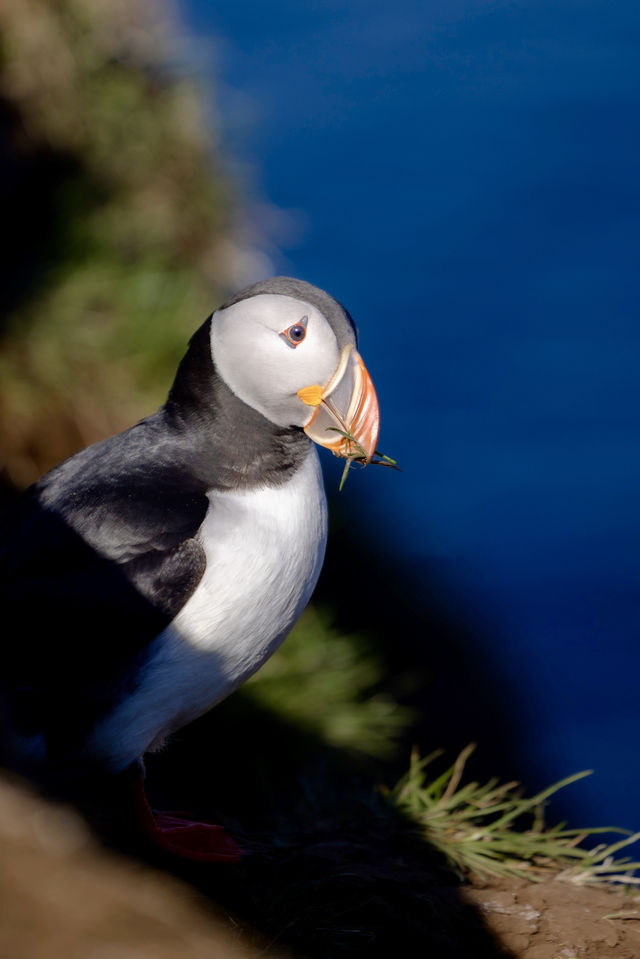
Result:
[87, 449, 328, 771]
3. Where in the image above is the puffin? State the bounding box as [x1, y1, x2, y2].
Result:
[0, 277, 380, 862]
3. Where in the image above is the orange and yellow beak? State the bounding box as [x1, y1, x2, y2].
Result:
[298, 345, 380, 462]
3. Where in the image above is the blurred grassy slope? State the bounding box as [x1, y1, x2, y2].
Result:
[0, 0, 236, 492]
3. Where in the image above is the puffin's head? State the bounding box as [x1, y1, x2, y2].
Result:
[210, 277, 380, 462]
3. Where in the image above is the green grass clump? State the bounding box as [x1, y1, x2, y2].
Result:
[241, 605, 414, 759]
[389, 744, 640, 886]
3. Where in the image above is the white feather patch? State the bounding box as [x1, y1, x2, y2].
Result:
[86, 449, 328, 771]
[211, 294, 341, 428]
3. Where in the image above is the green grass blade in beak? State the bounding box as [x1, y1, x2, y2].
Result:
[301, 347, 380, 462]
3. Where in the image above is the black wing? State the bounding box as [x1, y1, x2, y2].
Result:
[0, 420, 209, 758]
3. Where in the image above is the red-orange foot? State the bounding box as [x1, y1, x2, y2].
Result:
[131, 771, 244, 863]
[149, 811, 244, 862]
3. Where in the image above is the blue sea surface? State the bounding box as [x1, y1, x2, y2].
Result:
[181, 0, 640, 830]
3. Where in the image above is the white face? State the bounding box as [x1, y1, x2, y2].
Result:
[210, 293, 346, 427]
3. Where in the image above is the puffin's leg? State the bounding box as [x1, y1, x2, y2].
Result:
[127, 764, 244, 863]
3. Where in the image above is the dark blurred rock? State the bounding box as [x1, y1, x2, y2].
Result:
[0, 772, 265, 959]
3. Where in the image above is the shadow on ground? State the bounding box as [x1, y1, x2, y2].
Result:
[142, 705, 514, 958]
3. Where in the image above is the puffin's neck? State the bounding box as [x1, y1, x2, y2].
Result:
[161, 317, 311, 491]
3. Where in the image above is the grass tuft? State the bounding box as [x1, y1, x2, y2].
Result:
[325, 427, 400, 490]
[387, 744, 640, 886]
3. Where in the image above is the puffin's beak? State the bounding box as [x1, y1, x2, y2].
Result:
[298, 345, 380, 462]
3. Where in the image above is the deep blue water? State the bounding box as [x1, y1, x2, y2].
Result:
[180, 1, 640, 830]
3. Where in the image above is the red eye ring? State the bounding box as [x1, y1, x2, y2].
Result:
[280, 315, 308, 348]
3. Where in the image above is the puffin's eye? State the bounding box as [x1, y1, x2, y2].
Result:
[280, 315, 308, 348]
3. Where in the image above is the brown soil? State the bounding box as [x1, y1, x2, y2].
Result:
[462, 874, 640, 958]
